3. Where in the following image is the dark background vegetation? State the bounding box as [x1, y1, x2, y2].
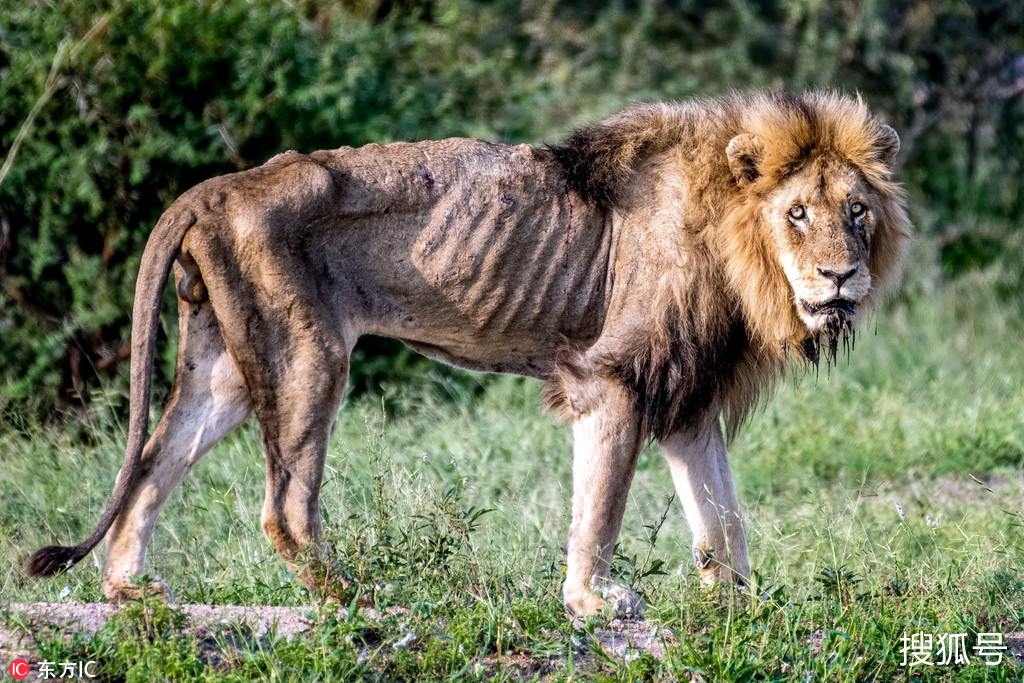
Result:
[1, 0, 1022, 423]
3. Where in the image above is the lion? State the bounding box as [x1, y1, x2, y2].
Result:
[28, 91, 910, 617]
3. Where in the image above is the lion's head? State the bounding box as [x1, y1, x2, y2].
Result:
[718, 93, 910, 361]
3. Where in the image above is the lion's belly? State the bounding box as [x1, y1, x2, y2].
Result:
[350, 197, 616, 376]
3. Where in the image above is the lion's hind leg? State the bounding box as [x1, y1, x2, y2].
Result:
[250, 344, 350, 600]
[103, 291, 251, 603]
[208, 290, 352, 600]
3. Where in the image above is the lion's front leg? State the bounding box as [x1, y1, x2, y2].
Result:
[660, 419, 749, 586]
[563, 378, 644, 617]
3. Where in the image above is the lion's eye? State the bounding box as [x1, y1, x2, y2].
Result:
[788, 205, 806, 221]
[850, 202, 865, 217]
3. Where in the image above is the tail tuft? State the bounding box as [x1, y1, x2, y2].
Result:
[26, 210, 196, 585]
[27, 545, 83, 577]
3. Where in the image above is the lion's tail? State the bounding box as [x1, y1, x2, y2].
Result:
[27, 208, 197, 578]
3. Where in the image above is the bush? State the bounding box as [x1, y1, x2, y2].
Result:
[0, 0, 541, 418]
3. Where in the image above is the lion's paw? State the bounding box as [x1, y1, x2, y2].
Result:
[103, 576, 174, 605]
[564, 588, 606, 617]
[600, 584, 645, 618]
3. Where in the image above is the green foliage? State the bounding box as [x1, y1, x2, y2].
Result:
[107, 589, 207, 682]
[324, 410, 496, 606]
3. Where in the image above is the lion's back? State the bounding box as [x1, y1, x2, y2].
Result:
[181, 138, 620, 377]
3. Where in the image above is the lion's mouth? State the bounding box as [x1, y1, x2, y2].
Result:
[801, 298, 856, 317]
[798, 298, 857, 366]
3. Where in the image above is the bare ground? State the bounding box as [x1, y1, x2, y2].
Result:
[5, 601, 1022, 679]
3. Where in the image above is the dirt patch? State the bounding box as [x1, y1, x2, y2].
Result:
[6, 601, 1018, 677]
[1, 603, 317, 660]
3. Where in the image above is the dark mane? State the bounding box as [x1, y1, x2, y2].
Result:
[614, 310, 752, 441]
[550, 102, 701, 208]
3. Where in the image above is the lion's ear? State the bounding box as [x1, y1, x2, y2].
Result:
[726, 133, 765, 187]
[876, 124, 900, 167]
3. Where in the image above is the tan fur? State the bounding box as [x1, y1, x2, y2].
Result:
[28, 92, 909, 616]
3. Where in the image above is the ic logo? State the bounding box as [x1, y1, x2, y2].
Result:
[8, 659, 29, 680]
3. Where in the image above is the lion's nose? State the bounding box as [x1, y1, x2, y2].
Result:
[817, 267, 857, 288]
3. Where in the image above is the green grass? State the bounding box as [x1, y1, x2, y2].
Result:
[2, 238, 1024, 680]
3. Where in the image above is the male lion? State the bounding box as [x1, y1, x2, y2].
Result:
[29, 92, 909, 616]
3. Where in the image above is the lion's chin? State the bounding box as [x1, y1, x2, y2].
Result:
[797, 298, 858, 364]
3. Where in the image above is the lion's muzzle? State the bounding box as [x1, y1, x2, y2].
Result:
[800, 298, 856, 318]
